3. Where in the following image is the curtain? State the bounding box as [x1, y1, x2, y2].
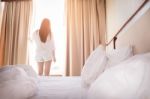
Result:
[0, 1, 32, 67]
[65, 0, 106, 76]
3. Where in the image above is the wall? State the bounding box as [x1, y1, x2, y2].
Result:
[106, 0, 144, 41]
[116, 8, 150, 54]
[106, 0, 150, 54]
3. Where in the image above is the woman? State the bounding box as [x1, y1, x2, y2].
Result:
[32, 18, 56, 76]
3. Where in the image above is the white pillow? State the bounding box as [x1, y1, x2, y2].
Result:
[88, 52, 150, 99]
[105, 45, 133, 69]
[0, 66, 38, 99]
[0, 66, 28, 82]
[15, 64, 37, 78]
[81, 45, 108, 87]
[0, 78, 37, 99]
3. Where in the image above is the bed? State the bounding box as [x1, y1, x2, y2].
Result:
[1, 44, 150, 99]
[29, 76, 87, 99]
[0, 65, 88, 99]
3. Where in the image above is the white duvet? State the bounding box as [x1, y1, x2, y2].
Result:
[88, 53, 150, 99]
[0, 66, 87, 99]
[30, 76, 88, 99]
[0, 66, 38, 99]
[1, 53, 150, 99]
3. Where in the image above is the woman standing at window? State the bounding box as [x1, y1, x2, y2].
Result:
[32, 18, 56, 76]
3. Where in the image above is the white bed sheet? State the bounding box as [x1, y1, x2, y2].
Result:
[29, 76, 88, 99]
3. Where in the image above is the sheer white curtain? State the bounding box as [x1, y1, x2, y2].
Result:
[28, 0, 66, 75]
[0, 2, 4, 38]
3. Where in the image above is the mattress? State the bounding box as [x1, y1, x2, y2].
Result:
[29, 76, 88, 99]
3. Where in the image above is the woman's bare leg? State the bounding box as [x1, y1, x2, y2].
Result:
[37, 62, 44, 76]
[44, 60, 52, 76]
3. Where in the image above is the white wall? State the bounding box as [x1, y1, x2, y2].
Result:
[106, 0, 150, 54]
[106, 0, 145, 41]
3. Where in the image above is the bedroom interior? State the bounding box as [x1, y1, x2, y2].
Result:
[0, 0, 150, 99]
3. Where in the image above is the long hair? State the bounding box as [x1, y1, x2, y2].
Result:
[39, 18, 52, 42]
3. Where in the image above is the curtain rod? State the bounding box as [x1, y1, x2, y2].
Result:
[106, 0, 149, 49]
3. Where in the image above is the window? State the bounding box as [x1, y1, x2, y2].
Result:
[0, 2, 4, 33]
[28, 0, 66, 76]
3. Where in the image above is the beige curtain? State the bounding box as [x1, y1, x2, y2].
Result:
[0, 1, 32, 67]
[65, 0, 106, 76]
